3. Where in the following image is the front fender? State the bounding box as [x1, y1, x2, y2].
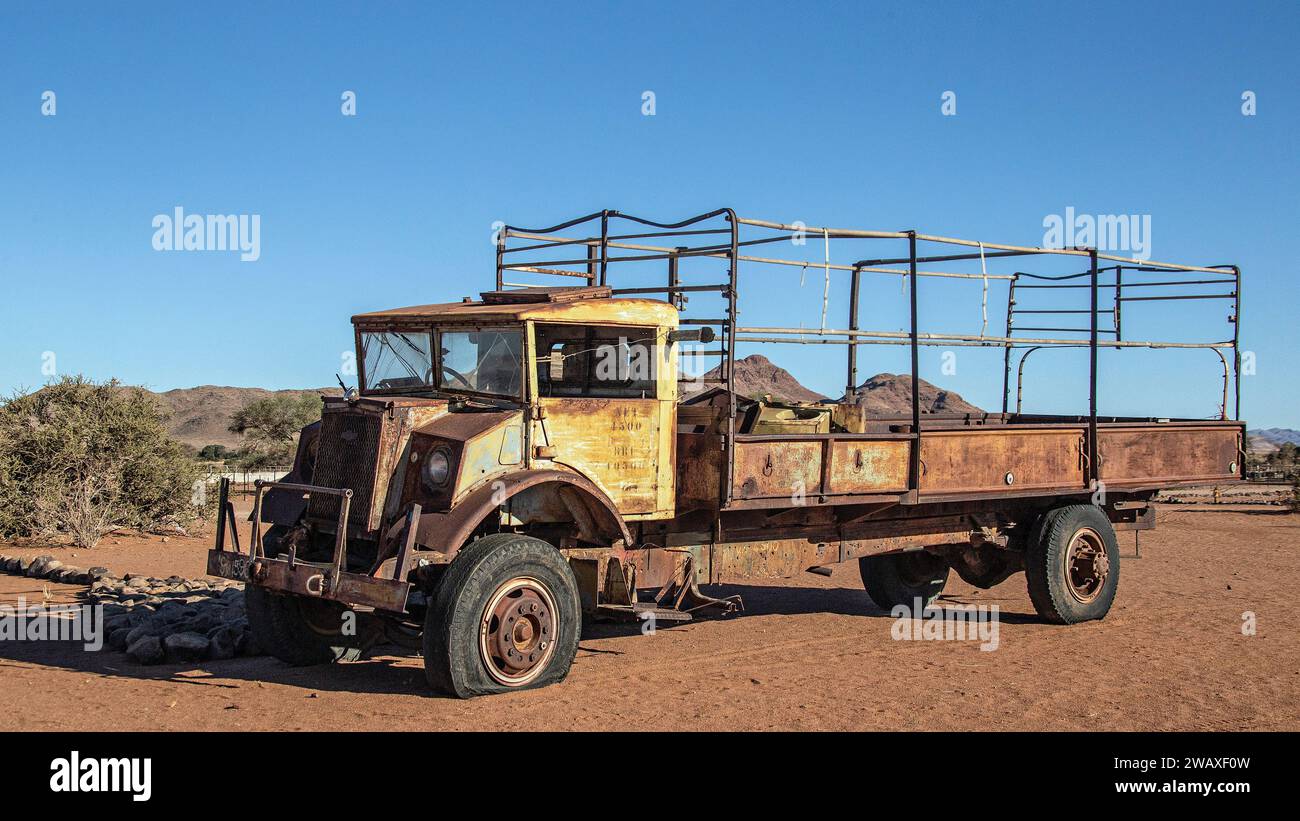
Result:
[414, 469, 632, 558]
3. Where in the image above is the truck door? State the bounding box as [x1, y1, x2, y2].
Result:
[530, 322, 675, 519]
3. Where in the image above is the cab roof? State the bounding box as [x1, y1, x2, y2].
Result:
[352, 286, 678, 327]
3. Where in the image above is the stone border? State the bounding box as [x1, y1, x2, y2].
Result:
[0, 553, 262, 665]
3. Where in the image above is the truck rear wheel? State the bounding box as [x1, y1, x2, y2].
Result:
[422, 533, 581, 698]
[858, 551, 950, 611]
[1025, 504, 1120, 624]
[245, 585, 376, 665]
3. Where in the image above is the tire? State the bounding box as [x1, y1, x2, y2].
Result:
[244, 527, 380, 665]
[422, 533, 581, 698]
[1024, 504, 1120, 624]
[858, 551, 950, 611]
[245, 586, 378, 665]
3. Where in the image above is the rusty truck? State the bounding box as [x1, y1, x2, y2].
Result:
[208, 208, 1244, 697]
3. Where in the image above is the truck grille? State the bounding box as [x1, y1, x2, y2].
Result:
[307, 410, 384, 528]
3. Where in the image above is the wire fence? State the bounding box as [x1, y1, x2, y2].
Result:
[197, 466, 292, 494]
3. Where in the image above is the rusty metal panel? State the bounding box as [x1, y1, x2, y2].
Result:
[732, 440, 821, 500]
[919, 428, 1084, 493]
[456, 418, 525, 489]
[537, 397, 663, 514]
[1099, 425, 1240, 484]
[828, 439, 909, 494]
[704, 540, 838, 582]
[679, 525, 977, 584]
[674, 432, 720, 510]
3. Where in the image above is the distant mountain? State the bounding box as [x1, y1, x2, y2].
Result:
[680, 356, 983, 415]
[154, 386, 339, 449]
[683, 354, 828, 403]
[150, 381, 1282, 452]
[1247, 428, 1300, 455]
[152, 362, 991, 451]
[841, 373, 983, 415]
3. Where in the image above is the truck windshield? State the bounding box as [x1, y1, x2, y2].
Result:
[361, 331, 434, 391]
[439, 329, 523, 398]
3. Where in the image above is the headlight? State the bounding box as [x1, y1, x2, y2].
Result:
[423, 446, 452, 490]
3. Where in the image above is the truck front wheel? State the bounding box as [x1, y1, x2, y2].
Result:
[422, 533, 581, 698]
[1024, 504, 1120, 624]
[245, 585, 377, 665]
[858, 551, 950, 611]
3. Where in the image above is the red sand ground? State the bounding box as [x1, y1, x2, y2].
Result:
[1, 505, 1296, 731]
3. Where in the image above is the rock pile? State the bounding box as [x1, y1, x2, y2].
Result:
[0, 553, 261, 665]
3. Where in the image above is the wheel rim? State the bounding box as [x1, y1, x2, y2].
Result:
[1062, 527, 1109, 604]
[478, 577, 558, 687]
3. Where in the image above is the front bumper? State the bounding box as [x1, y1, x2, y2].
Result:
[207, 550, 412, 613]
[208, 477, 418, 614]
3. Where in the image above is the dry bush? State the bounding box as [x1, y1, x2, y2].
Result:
[0, 376, 209, 547]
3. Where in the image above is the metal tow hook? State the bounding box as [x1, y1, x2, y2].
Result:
[306, 573, 327, 596]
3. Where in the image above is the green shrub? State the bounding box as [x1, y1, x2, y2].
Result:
[228, 393, 320, 470]
[197, 444, 230, 461]
[229, 394, 320, 443]
[0, 376, 209, 547]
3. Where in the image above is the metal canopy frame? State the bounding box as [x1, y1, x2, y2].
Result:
[495, 208, 1241, 507]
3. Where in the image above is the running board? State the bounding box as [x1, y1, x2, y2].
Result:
[595, 602, 695, 623]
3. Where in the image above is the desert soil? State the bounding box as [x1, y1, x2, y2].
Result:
[1, 504, 1296, 731]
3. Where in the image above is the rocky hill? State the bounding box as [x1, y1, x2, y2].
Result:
[681, 355, 983, 415]
[683, 354, 828, 403]
[841, 372, 983, 415]
[154, 386, 339, 450]
[1247, 428, 1300, 455]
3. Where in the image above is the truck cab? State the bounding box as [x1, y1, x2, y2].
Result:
[210, 285, 685, 696]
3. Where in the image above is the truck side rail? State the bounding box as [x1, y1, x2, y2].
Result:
[495, 209, 1243, 508]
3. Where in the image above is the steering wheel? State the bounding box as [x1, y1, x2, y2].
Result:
[442, 365, 473, 389]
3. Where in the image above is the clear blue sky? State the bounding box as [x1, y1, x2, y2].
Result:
[2, 1, 1296, 426]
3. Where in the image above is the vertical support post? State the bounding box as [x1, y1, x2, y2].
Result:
[720, 210, 740, 512]
[908, 232, 921, 497]
[215, 477, 230, 552]
[1088, 250, 1100, 485]
[1001, 274, 1018, 415]
[1016, 347, 1043, 415]
[587, 242, 598, 285]
[1231, 265, 1241, 421]
[393, 503, 422, 581]
[1114, 265, 1123, 343]
[846, 265, 861, 397]
[495, 227, 506, 290]
[598, 211, 610, 286]
[329, 489, 353, 593]
[668, 247, 683, 310]
[250, 480, 265, 559]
